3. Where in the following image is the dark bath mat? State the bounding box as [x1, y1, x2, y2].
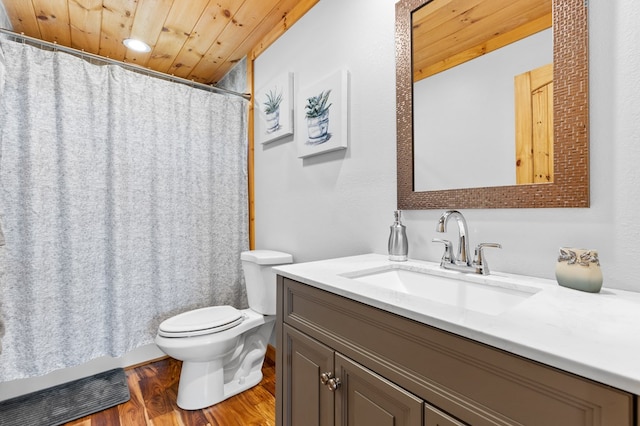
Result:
[0, 368, 130, 426]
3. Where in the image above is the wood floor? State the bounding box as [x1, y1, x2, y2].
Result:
[64, 355, 276, 426]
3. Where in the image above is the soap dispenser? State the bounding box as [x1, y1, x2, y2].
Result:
[388, 210, 408, 261]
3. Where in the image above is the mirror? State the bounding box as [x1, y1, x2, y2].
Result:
[396, 0, 589, 209]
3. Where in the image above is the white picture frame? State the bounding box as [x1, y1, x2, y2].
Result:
[256, 72, 294, 144]
[297, 69, 349, 158]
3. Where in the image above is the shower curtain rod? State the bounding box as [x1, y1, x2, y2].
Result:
[0, 28, 251, 100]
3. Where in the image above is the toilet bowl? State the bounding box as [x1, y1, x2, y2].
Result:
[155, 249, 293, 410]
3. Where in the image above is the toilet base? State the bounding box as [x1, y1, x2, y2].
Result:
[174, 319, 275, 410]
[176, 359, 264, 410]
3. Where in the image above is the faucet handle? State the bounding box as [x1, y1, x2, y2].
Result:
[432, 238, 454, 264]
[473, 243, 502, 275]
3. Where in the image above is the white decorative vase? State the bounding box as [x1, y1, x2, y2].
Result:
[555, 247, 603, 293]
[265, 109, 280, 133]
[306, 110, 330, 144]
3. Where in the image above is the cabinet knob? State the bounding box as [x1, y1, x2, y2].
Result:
[320, 372, 341, 391]
[320, 372, 333, 385]
[326, 377, 341, 391]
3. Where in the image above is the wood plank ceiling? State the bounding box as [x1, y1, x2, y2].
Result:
[0, 0, 312, 85]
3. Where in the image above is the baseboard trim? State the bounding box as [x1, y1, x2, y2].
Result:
[124, 355, 168, 371]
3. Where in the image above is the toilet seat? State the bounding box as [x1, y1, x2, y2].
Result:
[158, 306, 244, 338]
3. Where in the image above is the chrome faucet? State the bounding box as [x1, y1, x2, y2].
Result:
[436, 210, 471, 265]
[432, 210, 501, 275]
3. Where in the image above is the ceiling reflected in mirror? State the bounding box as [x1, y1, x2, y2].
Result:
[412, 0, 552, 82]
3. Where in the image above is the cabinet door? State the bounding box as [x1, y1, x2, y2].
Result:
[282, 324, 334, 426]
[334, 353, 422, 426]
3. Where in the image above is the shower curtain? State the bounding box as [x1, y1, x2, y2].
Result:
[0, 39, 249, 382]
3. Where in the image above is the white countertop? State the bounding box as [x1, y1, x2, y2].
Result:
[274, 253, 640, 395]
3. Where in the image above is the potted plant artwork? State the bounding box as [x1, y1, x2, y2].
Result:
[305, 90, 332, 144]
[263, 88, 283, 134]
[297, 70, 348, 158]
[256, 73, 294, 144]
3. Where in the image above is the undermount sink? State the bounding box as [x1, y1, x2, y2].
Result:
[340, 265, 541, 316]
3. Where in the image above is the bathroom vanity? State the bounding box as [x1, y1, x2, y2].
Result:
[274, 254, 639, 426]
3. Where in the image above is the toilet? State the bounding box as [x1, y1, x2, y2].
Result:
[155, 249, 293, 410]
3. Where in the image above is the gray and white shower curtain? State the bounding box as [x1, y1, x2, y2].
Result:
[0, 39, 249, 381]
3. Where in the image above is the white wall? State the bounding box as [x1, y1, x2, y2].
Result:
[254, 0, 398, 263]
[254, 0, 640, 293]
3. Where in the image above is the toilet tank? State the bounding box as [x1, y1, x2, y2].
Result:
[241, 250, 293, 315]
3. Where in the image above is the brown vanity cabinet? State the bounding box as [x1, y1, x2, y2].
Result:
[276, 276, 636, 426]
[282, 323, 423, 426]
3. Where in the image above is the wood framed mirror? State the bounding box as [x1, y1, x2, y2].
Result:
[396, 0, 589, 209]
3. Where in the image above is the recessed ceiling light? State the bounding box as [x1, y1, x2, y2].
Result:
[123, 38, 151, 53]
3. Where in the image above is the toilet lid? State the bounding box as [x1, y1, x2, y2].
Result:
[158, 306, 244, 338]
